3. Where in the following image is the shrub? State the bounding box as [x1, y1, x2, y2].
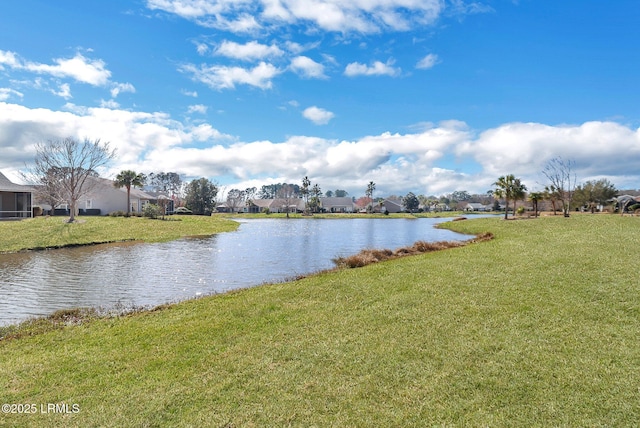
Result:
[143, 204, 162, 219]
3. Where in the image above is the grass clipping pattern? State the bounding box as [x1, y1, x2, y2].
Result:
[333, 232, 494, 268]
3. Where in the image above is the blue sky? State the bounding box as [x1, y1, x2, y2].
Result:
[1, 0, 639, 197]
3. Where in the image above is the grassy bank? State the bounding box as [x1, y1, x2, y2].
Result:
[1, 215, 639, 426]
[0, 215, 239, 253]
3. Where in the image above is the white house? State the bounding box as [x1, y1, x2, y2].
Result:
[464, 203, 490, 212]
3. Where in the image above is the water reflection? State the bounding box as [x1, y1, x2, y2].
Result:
[0, 218, 473, 326]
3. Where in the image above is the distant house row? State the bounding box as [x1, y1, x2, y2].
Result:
[217, 197, 358, 214]
[217, 197, 421, 214]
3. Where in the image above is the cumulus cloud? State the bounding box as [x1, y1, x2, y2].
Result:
[416, 53, 439, 69]
[146, 0, 445, 34]
[180, 61, 281, 89]
[214, 40, 284, 61]
[457, 121, 640, 185]
[3, 101, 640, 196]
[303, 106, 335, 125]
[290, 56, 327, 79]
[344, 59, 400, 77]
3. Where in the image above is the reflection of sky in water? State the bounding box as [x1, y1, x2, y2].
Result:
[0, 218, 475, 326]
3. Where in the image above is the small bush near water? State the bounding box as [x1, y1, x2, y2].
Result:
[333, 232, 493, 268]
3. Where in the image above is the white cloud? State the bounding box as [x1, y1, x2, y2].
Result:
[100, 99, 120, 109]
[0, 50, 21, 68]
[215, 40, 284, 61]
[180, 61, 282, 89]
[52, 83, 72, 99]
[181, 89, 199, 97]
[24, 53, 111, 86]
[344, 59, 400, 77]
[0, 50, 116, 98]
[3, 100, 640, 196]
[416, 53, 439, 70]
[290, 56, 327, 79]
[188, 104, 208, 114]
[145, 0, 445, 34]
[303, 106, 335, 125]
[457, 121, 640, 184]
[110, 82, 136, 98]
[195, 42, 209, 55]
[0, 88, 24, 101]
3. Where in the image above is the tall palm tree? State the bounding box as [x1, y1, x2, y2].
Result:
[366, 181, 376, 213]
[114, 170, 146, 215]
[493, 175, 513, 219]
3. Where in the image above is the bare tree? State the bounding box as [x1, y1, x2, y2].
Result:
[226, 188, 246, 213]
[543, 157, 577, 217]
[277, 184, 298, 218]
[24, 137, 115, 222]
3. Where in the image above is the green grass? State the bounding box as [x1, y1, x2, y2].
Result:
[1, 214, 640, 426]
[0, 215, 239, 253]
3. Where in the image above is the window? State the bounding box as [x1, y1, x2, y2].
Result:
[85, 199, 92, 209]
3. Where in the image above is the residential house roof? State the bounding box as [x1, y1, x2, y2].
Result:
[0, 171, 34, 192]
[321, 197, 354, 209]
[464, 202, 489, 211]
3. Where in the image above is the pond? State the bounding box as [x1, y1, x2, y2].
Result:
[0, 217, 476, 326]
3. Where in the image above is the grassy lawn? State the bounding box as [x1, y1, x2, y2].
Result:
[1, 214, 639, 426]
[0, 215, 239, 253]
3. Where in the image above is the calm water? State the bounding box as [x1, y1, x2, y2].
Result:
[0, 218, 474, 326]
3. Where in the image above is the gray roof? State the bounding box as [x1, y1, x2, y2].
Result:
[321, 197, 354, 208]
[0, 171, 34, 192]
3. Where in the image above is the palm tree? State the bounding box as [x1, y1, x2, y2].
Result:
[528, 191, 544, 218]
[114, 170, 146, 215]
[365, 181, 376, 213]
[512, 177, 527, 216]
[493, 174, 527, 219]
[493, 175, 513, 219]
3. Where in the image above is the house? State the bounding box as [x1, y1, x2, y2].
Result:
[382, 199, 403, 213]
[0, 171, 34, 219]
[243, 198, 305, 214]
[71, 176, 158, 215]
[320, 197, 355, 213]
[270, 198, 305, 213]
[245, 199, 272, 213]
[464, 202, 490, 212]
